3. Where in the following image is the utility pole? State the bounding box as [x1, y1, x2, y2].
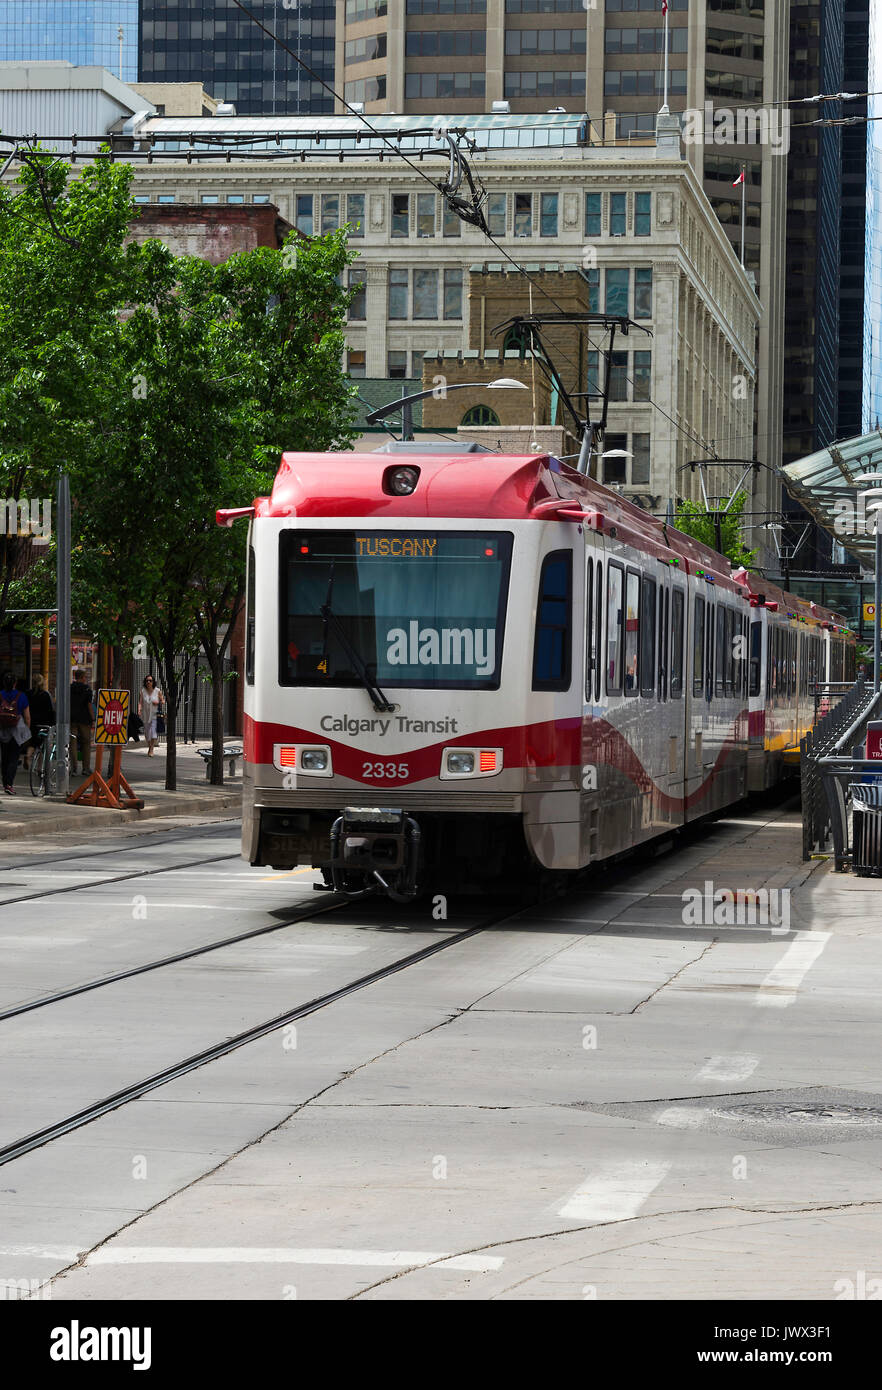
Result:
[55, 472, 70, 798]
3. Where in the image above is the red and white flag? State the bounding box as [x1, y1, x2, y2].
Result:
[661, 0, 668, 12]
[732, 170, 745, 186]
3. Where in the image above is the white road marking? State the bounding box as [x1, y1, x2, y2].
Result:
[657, 1107, 708, 1129]
[84, 1246, 502, 1272]
[697, 1054, 759, 1083]
[0, 1245, 80, 1262]
[556, 1160, 671, 1222]
[755, 930, 830, 1008]
[0, 936, 87, 947]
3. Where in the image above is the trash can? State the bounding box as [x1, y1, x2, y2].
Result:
[851, 782, 882, 878]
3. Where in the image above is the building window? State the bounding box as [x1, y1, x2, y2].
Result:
[487, 193, 506, 236]
[407, 0, 486, 10]
[295, 194, 313, 235]
[406, 30, 486, 54]
[391, 193, 410, 238]
[347, 350, 366, 378]
[705, 70, 763, 102]
[321, 195, 340, 233]
[346, 0, 387, 18]
[506, 0, 585, 8]
[413, 269, 438, 318]
[443, 268, 463, 320]
[417, 192, 436, 238]
[586, 350, 602, 397]
[133, 195, 151, 204]
[405, 73, 486, 98]
[388, 350, 408, 378]
[634, 192, 651, 236]
[604, 69, 687, 96]
[443, 203, 461, 237]
[602, 434, 629, 485]
[586, 267, 600, 312]
[345, 34, 388, 62]
[411, 350, 426, 377]
[157, 194, 175, 204]
[504, 71, 586, 98]
[462, 404, 500, 426]
[634, 267, 652, 318]
[606, 26, 688, 53]
[632, 433, 651, 484]
[227, 194, 245, 204]
[344, 77, 387, 103]
[540, 192, 558, 237]
[505, 29, 586, 54]
[585, 192, 601, 238]
[633, 351, 651, 400]
[609, 352, 629, 402]
[389, 268, 409, 318]
[200, 194, 219, 204]
[253, 194, 271, 204]
[346, 193, 365, 237]
[616, 113, 657, 140]
[514, 193, 532, 238]
[605, 268, 629, 315]
[610, 193, 627, 237]
[348, 268, 367, 320]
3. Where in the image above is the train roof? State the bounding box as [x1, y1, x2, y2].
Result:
[233, 451, 855, 631]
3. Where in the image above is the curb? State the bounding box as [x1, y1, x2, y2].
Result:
[0, 790, 242, 840]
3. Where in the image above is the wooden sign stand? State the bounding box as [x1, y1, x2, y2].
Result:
[67, 746, 144, 810]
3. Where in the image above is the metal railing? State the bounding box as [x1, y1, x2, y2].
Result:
[801, 678, 877, 860]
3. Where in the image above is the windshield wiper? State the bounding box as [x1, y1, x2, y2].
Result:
[320, 567, 394, 713]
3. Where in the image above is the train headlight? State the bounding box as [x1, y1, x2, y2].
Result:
[300, 748, 329, 772]
[385, 465, 420, 496]
[446, 750, 475, 775]
[272, 744, 333, 776]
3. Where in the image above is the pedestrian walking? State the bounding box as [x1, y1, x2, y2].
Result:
[69, 668, 95, 776]
[138, 675, 164, 757]
[0, 671, 31, 794]
[23, 673, 55, 771]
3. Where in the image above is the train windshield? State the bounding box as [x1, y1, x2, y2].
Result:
[280, 530, 513, 690]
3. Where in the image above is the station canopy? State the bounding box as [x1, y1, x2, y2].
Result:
[782, 429, 882, 567]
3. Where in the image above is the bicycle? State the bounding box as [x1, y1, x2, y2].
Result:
[29, 725, 56, 797]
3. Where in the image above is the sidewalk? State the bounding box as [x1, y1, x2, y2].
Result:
[0, 739, 242, 840]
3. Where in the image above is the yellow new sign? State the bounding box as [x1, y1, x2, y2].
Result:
[864, 603, 878, 623]
[95, 688, 130, 745]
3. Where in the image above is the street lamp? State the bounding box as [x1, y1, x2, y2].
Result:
[849, 472, 882, 694]
[365, 378, 528, 441]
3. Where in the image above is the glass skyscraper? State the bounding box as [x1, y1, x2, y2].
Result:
[0, 1, 139, 81]
[863, 0, 882, 432]
[139, 1, 335, 116]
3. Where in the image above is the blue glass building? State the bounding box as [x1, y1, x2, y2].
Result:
[863, 0, 882, 431]
[0, 1, 139, 81]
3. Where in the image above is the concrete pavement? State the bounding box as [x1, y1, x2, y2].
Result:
[1, 797, 880, 1300]
[0, 740, 241, 840]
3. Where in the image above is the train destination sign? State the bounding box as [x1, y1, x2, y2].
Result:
[95, 688, 130, 745]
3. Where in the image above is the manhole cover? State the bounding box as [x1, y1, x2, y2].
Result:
[713, 1103, 882, 1125]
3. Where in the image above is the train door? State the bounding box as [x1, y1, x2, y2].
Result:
[668, 582, 688, 811]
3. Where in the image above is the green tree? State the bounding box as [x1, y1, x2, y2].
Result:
[673, 491, 758, 569]
[0, 154, 139, 624]
[77, 230, 357, 789]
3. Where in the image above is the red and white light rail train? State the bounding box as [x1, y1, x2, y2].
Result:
[217, 449, 855, 901]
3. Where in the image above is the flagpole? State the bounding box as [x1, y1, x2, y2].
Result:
[661, 0, 669, 113]
[740, 164, 745, 266]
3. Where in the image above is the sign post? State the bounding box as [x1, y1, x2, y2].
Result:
[68, 689, 143, 810]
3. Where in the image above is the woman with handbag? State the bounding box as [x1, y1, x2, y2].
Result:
[138, 675, 165, 758]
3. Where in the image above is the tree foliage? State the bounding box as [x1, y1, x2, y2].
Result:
[673, 491, 758, 569]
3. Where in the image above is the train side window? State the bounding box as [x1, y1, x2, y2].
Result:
[715, 605, 726, 695]
[724, 609, 735, 694]
[671, 589, 684, 697]
[706, 601, 715, 698]
[749, 620, 761, 697]
[640, 576, 656, 696]
[245, 544, 256, 684]
[533, 550, 572, 691]
[692, 595, 705, 695]
[595, 561, 603, 702]
[624, 569, 641, 695]
[585, 557, 594, 701]
[658, 586, 669, 701]
[606, 562, 624, 694]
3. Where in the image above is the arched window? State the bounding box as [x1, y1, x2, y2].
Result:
[461, 405, 500, 427]
[503, 326, 530, 357]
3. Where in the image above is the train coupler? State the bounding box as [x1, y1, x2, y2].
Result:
[329, 807, 422, 902]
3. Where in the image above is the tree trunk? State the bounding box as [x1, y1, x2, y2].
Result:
[209, 651, 225, 786]
[163, 647, 177, 792]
